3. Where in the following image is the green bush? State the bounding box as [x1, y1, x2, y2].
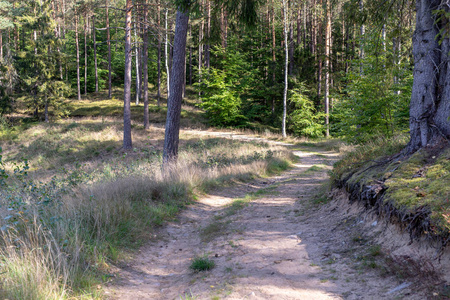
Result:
[288, 86, 324, 138]
[197, 68, 246, 127]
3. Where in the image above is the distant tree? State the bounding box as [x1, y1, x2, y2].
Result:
[123, 0, 133, 149]
[19, 0, 70, 122]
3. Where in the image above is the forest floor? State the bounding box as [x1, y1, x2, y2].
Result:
[103, 132, 430, 300]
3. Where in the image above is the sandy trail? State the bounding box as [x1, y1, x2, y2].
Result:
[105, 133, 418, 300]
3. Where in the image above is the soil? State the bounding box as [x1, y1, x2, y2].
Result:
[104, 132, 442, 299]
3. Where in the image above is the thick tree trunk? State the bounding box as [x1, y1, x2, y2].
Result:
[407, 0, 450, 153]
[123, 0, 133, 149]
[163, 8, 189, 163]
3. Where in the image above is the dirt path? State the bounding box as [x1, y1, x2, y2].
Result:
[105, 134, 419, 300]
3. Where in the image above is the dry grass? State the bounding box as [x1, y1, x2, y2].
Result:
[0, 115, 293, 299]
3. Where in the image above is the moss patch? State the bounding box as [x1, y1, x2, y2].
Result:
[335, 138, 450, 248]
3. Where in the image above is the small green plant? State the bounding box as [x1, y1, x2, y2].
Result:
[179, 290, 197, 300]
[189, 255, 215, 272]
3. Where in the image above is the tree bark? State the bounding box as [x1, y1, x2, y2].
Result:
[289, 22, 294, 75]
[359, 0, 364, 75]
[75, 11, 81, 100]
[165, 8, 170, 99]
[198, 3, 204, 97]
[135, 15, 140, 105]
[157, 0, 161, 106]
[163, 7, 189, 163]
[123, 0, 133, 149]
[189, 25, 192, 85]
[44, 93, 49, 123]
[407, 0, 450, 153]
[93, 15, 98, 92]
[84, 12, 88, 95]
[143, 0, 150, 129]
[106, 0, 112, 98]
[282, 0, 288, 138]
[271, 0, 276, 115]
[205, 0, 211, 68]
[324, 0, 331, 137]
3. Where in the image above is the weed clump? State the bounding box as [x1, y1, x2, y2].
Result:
[189, 256, 215, 272]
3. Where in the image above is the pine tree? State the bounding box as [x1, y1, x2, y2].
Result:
[19, 0, 69, 122]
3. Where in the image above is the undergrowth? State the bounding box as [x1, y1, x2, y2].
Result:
[0, 126, 292, 299]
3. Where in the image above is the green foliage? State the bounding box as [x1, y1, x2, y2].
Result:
[197, 47, 255, 126]
[198, 68, 246, 126]
[332, 31, 412, 143]
[189, 255, 215, 272]
[288, 85, 324, 138]
[17, 0, 71, 121]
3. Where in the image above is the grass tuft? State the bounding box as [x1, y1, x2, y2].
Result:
[189, 255, 215, 272]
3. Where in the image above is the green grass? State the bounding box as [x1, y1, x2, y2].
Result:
[189, 255, 215, 272]
[0, 89, 295, 299]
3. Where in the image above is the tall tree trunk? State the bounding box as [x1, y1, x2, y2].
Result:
[271, 0, 276, 115]
[297, 5, 301, 46]
[289, 22, 294, 75]
[165, 7, 170, 99]
[0, 30, 2, 59]
[93, 15, 98, 92]
[282, 0, 288, 138]
[123, 0, 133, 149]
[382, 23, 386, 69]
[84, 12, 88, 95]
[44, 93, 49, 123]
[359, 0, 364, 75]
[324, 0, 331, 137]
[106, 0, 112, 98]
[407, 0, 450, 153]
[143, 0, 150, 129]
[189, 25, 192, 85]
[163, 7, 190, 163]
[205, 0, 211, 68]
[157, 0, 161, 106]
[135, 15, 140, 105]
[198, 3, 204, 97]
[51, 0, 63, 80]
[75, 12, 81, 100]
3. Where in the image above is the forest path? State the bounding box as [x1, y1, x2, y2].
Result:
[105, 132, 417, 300]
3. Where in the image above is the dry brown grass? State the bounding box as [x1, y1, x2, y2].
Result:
[0, 116, 293, 299]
